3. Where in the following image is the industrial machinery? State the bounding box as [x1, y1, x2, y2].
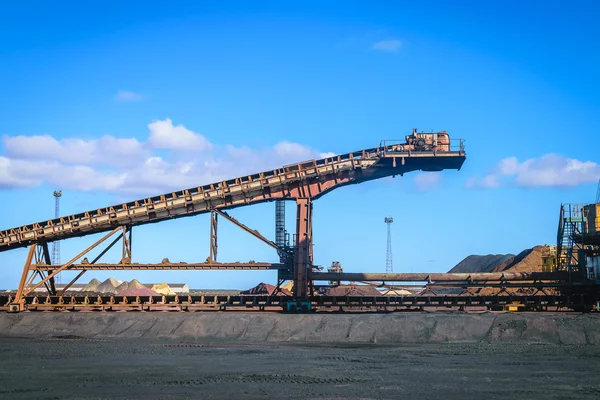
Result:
[541, 245, 559, 273]
[539, 202, 600, 310]
[582, 203, 600, 283]
[388, 129, 451, 153]
[2, 128, 597, 313]
[0, 129, 466, 312]
[555, 203, 600, 279]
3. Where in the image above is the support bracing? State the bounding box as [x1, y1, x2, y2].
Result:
[55, 228, 127, 296]
[121, 226, 132, 263]
[40, 242, 56, 295]
[2, 135, 473, 311]
[271, 278, 288, 297]
[209, 210, 218, 262]
[293, 198, 313, 299]
[10, 227, 122, 311]
[206, 208, 286, 264]
[59, 270, 86, 296]
[214, 209, 280, 251]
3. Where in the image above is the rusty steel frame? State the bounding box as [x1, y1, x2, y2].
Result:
[11, 227, 123, 311]
[10, 227, 284, 312]
[3, 141, 467, 309]
[10, 212, 286, 312]
[0, 147, 466, 252]
[294, 198, 312, 299]
[205, 208, 283, 268]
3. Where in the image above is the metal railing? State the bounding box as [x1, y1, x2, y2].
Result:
[379, 138, 465, 154]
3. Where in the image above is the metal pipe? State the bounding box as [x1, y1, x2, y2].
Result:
[32, 262, 285, 270]
[309, 271, 569, 282]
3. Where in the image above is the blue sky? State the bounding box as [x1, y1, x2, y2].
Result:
[0, 1, 599, 289]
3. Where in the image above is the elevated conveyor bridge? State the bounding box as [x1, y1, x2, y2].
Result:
[1, 132, 467, 311]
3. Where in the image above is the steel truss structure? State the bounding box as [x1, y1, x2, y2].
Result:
[20, 136, 600, 313]
[2, 138, 467, 312]
[4, 134, 598, 312]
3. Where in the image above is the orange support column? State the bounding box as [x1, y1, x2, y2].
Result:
[10, 244, 36, 311]
[293, 198, 313, 299]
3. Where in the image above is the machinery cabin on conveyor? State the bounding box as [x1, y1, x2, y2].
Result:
[389, 128, 451, 153]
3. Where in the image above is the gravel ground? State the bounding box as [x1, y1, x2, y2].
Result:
[1, 337, 599, 400]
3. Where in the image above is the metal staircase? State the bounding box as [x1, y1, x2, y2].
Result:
[556, 203, 587, 276]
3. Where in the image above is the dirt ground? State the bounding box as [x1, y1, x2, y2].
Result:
[1, 337, 599, 400]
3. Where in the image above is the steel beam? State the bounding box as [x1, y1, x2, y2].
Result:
[40, 242, 56, 295]
[209, 211, 218, 262]
[310, 271, 570, 282]
[32, 262, 284, 270]
[121, 226, 132, 263]
[58, 270, 87, 296]
[293, 198, 312, 299]
[12, 228, 122, 305]
[13, 245, 36, 308]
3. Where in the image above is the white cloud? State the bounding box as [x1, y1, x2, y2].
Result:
[273, 141, 315, 160]
[115, 90, 144, 102]
[372, 39, 402, 53]
[465, 174, 500, 189]
[0, 157, 40, 187]
[467, 153, 600, 189]
[414, 172, 442, 191]
[148, 118, 211, 151]
[224, 141, 328, 177]
[0, 120, 333, 196]
[3, 134, 147, 167]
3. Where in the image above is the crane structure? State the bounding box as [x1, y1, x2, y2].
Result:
[0, 130, 471, 312]
[385, 217, 393, 273]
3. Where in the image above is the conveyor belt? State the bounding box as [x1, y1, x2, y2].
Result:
[0, 144, 466, 252]
[0, 293, 592, 312]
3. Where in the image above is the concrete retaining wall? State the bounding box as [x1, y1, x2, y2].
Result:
[1, 312, 599, 344]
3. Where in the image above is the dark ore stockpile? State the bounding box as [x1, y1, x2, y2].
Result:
[1, 312, 600, 399]
[1, 337, 600, 400]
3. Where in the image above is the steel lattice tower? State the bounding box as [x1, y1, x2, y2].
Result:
[385, 217, 393, 273]
[275, 200, 289, 263]
[52, 190, 62, 266]
[275, 200, 286, 248]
